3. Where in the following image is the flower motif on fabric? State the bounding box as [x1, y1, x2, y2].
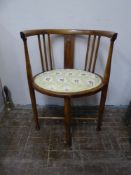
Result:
[64, 86, 70, 92]
[48, 86, 54, 90]
[59, 78, 65, 82]
[45, 77, 52, 82]
[74, 79, 80, 83]
[81, 73, 86, 76]
[65, 71, 73, 76]
[88, 80, 93, 86]
[56, 72, 61, 75]
[68, 72, 73, 76]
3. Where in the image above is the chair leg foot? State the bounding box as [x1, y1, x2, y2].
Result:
[96, 125, 101, 131]
[97, 86, 108, 131]
[64, 128, 72, 146]
[35, 124, 40, 130]
[64, 97, 72, 146]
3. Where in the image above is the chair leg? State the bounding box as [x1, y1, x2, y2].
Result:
[64, 97, 72, 146]
[29, 87, 40, 130]
[97, 86, 108, 131]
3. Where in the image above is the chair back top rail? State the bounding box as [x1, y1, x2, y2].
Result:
[20, 29, 117, 41]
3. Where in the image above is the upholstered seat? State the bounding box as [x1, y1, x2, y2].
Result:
[34, 69, 102, 93]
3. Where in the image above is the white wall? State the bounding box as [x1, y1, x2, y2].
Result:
[0, 79, 4, 111]
[0, 0, 131, 106]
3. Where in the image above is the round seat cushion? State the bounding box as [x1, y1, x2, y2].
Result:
[34, 69, 102, 93]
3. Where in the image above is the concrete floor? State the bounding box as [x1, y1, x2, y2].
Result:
[0, 106, 131, 175]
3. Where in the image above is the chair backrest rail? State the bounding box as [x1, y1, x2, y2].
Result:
[88, 35, 96, 72]
[64, 35, 74, 69]
[85, 35, 101, 72]
[48, 34, 53, 70]
[37, 34, 53, 71]
[38, 35, 45, 71]
[84, 35, 91, 71]
[92, 36, 101, 73]
[42, 34, 49, 71]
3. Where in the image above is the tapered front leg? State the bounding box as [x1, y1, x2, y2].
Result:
[29, 87, 40, 130]
[97, 86, 108, 131]
[64, 97, 72, 145]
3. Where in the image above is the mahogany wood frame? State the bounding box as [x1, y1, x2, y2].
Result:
[20, 29, 117, 145]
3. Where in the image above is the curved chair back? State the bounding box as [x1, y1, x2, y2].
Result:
[20, 29, 117, 85]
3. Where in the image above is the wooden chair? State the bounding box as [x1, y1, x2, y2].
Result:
[20, 29, 117, 145]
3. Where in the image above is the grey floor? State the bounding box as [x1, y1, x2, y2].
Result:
[0, 106, 131, 175]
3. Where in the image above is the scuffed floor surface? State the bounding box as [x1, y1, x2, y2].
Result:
[0, 106, 131, 175]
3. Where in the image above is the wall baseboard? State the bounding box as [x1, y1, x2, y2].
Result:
[14, 104, 128, 109]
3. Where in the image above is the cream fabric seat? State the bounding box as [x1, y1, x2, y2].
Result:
[34, 69, 102, 93]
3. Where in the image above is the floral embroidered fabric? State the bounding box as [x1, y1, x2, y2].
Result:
[34, 69, 102, 93]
